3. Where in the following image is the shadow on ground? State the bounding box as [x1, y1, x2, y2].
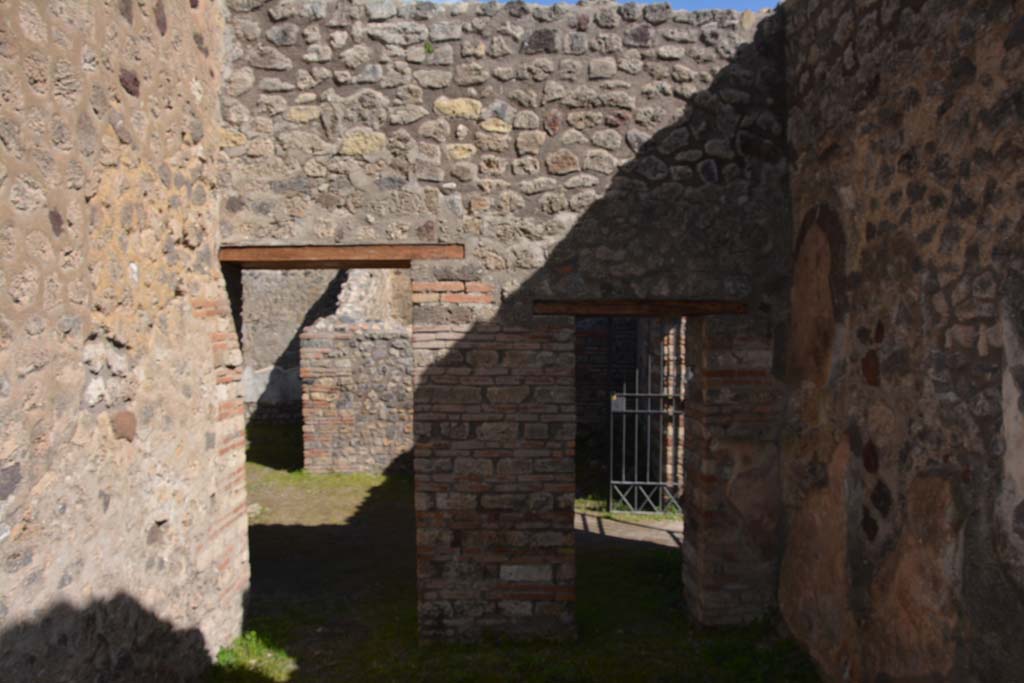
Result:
[246, 423, 305, 472]
[216, 428, 818, 683]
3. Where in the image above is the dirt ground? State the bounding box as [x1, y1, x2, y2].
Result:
[574, 511, 684, 548]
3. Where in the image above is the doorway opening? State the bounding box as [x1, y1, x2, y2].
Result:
[240, 268, 345, 472]
[217, 245, 460, 678]
[574, 316, 686, 517]
[572, 315, 687, 638]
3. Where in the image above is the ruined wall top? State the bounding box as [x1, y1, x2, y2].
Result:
[334, 268, 413, 322]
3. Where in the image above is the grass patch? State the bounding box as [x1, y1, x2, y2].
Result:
[250, 464, 387, 494]
[575, 494, 682, 524]
[217, 425, 818, 682]
[209, 630, 297, 682]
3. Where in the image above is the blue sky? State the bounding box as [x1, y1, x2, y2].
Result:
[506, 0, 776, 8]
[661, 0, 775, 8]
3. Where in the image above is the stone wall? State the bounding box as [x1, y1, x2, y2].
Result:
[0, 0, 1003, 674]
[220, 0, 790, 318]
[241, 268, 343, 422]
[5, 0, 1019, 675]
[0, 0, 247, 679]
[780, 0, 1024, 679]
[337, 267, 412, 322]
[301, 319, 413, 472]
[221, 0, 790, 641]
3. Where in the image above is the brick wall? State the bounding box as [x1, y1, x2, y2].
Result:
[636, 317, 686, 496]
[193, 295, 251, 643]
[413, 321, 576, 641]
[300, 319, 413, 473]
[682, 314, 783, 624]
[661, 319, 686, 493]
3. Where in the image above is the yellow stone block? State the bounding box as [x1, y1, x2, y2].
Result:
[433, 96, 482, 120]
[247, 137, 274, 157]
[340, 128, 388, 156]
[220, 128, 247, 148]
[480, 117, 512, 133]
[446, 144, 477, 160]
[286, 105, 322, 123]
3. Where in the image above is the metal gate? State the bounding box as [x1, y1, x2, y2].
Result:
[608, 335, 684, 514]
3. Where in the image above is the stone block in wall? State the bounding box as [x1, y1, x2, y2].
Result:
[300, 319, 413, 473]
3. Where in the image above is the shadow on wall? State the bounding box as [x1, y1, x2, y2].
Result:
[413, 14, 789, 640]
[0, 593, 272, 683]
[473, 29, 788, 325]
[573, 316, 640, 498]
[223, 267, 347, 471]
[248, 271, 347, 428]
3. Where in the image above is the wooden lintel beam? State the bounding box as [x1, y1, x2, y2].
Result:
[226, 259, 413, 270]
[218, 244, 465, 269]
[532, 299, 748, 317]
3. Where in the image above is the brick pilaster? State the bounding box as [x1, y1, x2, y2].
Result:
[413, 320, 577, 641]
[682, 315, 783, 625]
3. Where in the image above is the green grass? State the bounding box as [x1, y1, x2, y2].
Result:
[209, 631, 297, 682]
[209, 426, 819, 682]
[251, 465, 386, 493]
[574, 494, 682, 524]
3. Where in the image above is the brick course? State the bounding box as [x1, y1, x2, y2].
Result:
[414, 321, 576, 641]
